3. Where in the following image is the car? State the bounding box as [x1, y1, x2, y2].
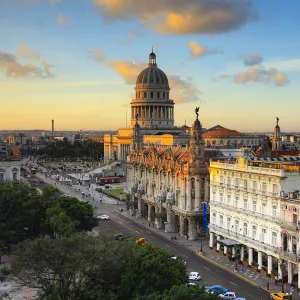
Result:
[114, 233, 130, 240]
[188, 272, 201, 281]
[97, 214, 110, 220]
[205, 285, 229, 295]
[171, 256, 187, 266]
[219, 291, 237, 299]
[270, 292, 290, 300]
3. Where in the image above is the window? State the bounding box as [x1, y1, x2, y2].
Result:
[227, 177, 231, 186]
[212, 213, 216, 224]
[212, 192, 216, 202]
[252, 225, 257, 239]
[253, 181, 257, 191]
[261, 228, 267, 243]
[244, 199, 248, 210]
[157, 92, 160, 98]
[262, 203, 267, 215]
[235, 178, 239, 188]
[235, 196, 239, 208]
[220, 175, 224, 184]
[244, 180, 248, 191]
[272, 232, 277, 246]
[150, 91, 153, 98]
[220, 194, 223, 203]
[262, 183, 267, 194]
[272, 205, 277, 217]
[220, 215, 224, 228]
[252, 200, 257, 212]
[163, 92, 165, 99]
[227, 194, 231, 205]
[0, 172, 4, 183]
[272, 184, 278, 196]
[234, 220, 239, 232]
[227, 217, 231, 230]
[144, 92, 147, 98]
[243, 223, 248, 236]
[212, 175, 216, 183]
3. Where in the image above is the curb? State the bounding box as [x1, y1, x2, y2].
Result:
[195, 252, 270, 293]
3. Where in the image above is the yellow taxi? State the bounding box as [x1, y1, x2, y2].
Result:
[270, 292, 290, 300]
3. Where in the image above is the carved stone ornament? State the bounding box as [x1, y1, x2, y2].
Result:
[166, 190, 175, 205]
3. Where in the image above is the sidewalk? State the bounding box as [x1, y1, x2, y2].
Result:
[121, 211, 285, 294]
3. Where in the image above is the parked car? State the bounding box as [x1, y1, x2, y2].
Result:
[219, 291, 237, 299]
[205, 285, 229, 295]
[270, 292, 290, 300]
[114, 233, 130, 240]
[188, 272, 201, 281]
[97, 214, 110, 220]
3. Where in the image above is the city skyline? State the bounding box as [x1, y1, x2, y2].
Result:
[1, 0, 300, 131]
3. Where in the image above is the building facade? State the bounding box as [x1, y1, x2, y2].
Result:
[0, 145, 22, 182]
[209, 157, 300, 285]
[126, 111, 215, 240]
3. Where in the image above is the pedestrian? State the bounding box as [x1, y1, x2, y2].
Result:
[186, 234, 189, 240]
[275, 276, 278, 285]
[149, 221, 151, 227]
[266, 281, 269, 291]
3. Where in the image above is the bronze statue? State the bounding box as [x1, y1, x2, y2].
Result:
[276, 117, 279, 125]
[135, 113, 139, 121]
[195, 107, 200, 118]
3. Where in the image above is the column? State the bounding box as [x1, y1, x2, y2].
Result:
[258, 251, 262, 270]
[224, 246, 228, 255]
[216, 235, 221, 251]
[164, 106, 167, 119]
[232, 247, 236, 257]
[148, 106, 151, 119]
[118, 144, 122, 160]
[204, 179, 209, 202]
[180, 177, 185, 209]
[147, 205, 152, 222]
[288, 262, 293, 284]
[186, 178, 191, 211]
[240, 246, 245, 261]
[160, 106, 163, 120]
[209, 232, 214, 248]
[179, 215, 184, 236]
[267, 255, 272, 275]
[248, 247, 253, 266]
[188, 217, 197, 241]
[166, 209, 174, 233]
[278, 259, 282, 279]
[195, 178, 200, 210]
[155, 206, 160, 228]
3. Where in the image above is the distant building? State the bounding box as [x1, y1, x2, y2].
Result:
[272, 117, 282, 150]
[88, 136, 104, 143]
[0, 144, 21, 182]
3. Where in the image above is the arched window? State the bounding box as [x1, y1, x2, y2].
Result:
[150, 91, 153, 98]
[144, 92, 147, 98]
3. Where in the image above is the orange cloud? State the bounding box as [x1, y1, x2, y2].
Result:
[17, 44, 40, 60]
[93, 0, 255, 35]
[56, 15, 68, 26]
[187, 41, 222, 59]
[90, 49, 105, 62]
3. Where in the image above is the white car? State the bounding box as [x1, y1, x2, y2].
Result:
[188, 272, 201, 281]
[97, 214, 110, 220]
[171, 256, 187, 266]
[219, 292, 237, 299]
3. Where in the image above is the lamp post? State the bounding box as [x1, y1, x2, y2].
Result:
[199, 238, 203, 253]
[280, 263, 284, 293]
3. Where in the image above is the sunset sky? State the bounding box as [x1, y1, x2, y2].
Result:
[1, 0, 299, 132]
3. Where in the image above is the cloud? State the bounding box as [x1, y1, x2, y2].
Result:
[56, 15, 68, 26]
[17, 44, 40, 60]
[90, 49, 105, 63]
[187, 41, 222, 59]
[242, 52, 263, 66]
[0, 49, 53, 79]
[264, 58, 300, 72]
[220, 66, 289, 86]
[93, 0, 256, 35]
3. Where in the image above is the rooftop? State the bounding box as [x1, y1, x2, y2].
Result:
[202, 125, 244, 138]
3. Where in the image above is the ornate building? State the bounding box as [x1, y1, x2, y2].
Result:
[126, 110, 222, 240]
[272, 117, 282, 151]
[104, 51, 189, 162]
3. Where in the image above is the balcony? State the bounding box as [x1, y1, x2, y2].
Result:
[280, 250, 300, 263]
[280, 219, 299, 231]
[209, 223, 280, 254]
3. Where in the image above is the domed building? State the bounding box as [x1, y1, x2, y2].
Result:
[104, 51, 189, 162]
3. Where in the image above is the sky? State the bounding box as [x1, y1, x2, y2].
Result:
[0, 0, 300, 132]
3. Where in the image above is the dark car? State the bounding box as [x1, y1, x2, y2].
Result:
[114, 233, 130, 241]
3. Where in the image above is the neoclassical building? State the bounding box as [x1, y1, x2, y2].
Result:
[104, 51, 189, 162]
[126, 111, 222, 240]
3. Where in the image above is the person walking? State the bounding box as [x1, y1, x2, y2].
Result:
[275, 276, 278, 286]
[149, 221, 151, 227]
[186, 234, 189, 240]
[266, 281, 269, 291]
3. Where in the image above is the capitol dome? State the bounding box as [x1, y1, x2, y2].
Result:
[130, 51, 174, 129]
[136, 52, 169, 89]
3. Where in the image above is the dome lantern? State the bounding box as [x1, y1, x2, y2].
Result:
[148, 48, 157, 66]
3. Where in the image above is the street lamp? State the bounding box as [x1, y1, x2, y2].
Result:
[199, 239, 203, 253]
[280, 263, 284, 293]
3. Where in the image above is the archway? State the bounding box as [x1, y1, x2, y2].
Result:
[161, 207, 167, 224]
[174, 215, 180, 233]
[184, 218, 189, 236]
[283, 233, 288, 251]
[150, 206, 155, 222]
[144, 203, 149, 219]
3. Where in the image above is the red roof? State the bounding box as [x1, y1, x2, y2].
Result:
[202, 125, 244, 138]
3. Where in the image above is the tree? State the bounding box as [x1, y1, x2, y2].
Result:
[3, 234, 187, 300]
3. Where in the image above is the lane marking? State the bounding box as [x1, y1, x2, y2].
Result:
[204, 266, 210, 271]
[229, 281, 237, 286]
[150, 235, 155, 239]
[165, 244, 170, 248]
[183, 254, 188, 259]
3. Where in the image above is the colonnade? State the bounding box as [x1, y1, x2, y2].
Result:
[131, 105, 174, 121]
[118, 144, 131, 161]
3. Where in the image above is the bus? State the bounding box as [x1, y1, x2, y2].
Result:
[99, 177, 120, 185]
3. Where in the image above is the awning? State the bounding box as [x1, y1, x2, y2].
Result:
[217, 238, 241, 247]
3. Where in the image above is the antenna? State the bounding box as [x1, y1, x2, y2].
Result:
[125, 108, 127, 128]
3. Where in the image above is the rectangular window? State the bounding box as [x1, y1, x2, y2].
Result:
[244, 199, 248, 210]
[220, 215, 224, 228]
[253, 181, 257, 191]
[227, 194, 231, 205]
[227, 217, 231, 230]
[212, 175, 216, 183]
[252, 200, 257, 212]
[252, 225, 257, 239]
[235, 220, 239, 232]
[243, 222, 248, 236]
[220, 194, 223, 203]
[244, 180, 248, 191]
[272, 184, 278, 196]
[227, 177, 231, 186]
[272, 205, 277, 217]
[261, 228, 267, 243]
[235, 197, 239, 208]
[220, 175, 224, 184]
[235, 178, 239, 188]
[212, 213, 216, 224]
[262, 203, 267, 215]
[262, 183, 267, 194]
[212, 193, 216, 202]
[272, 232, 277, 246]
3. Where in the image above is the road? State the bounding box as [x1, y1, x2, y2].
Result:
[95, 205, 270, 300]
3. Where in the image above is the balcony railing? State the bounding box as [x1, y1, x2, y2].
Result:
[209, 223, 280, 253]
[280, 250, 300, 262]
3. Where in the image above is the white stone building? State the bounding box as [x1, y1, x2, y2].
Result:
[0, 145, 22, 182]
[209, 157, 300, 285]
